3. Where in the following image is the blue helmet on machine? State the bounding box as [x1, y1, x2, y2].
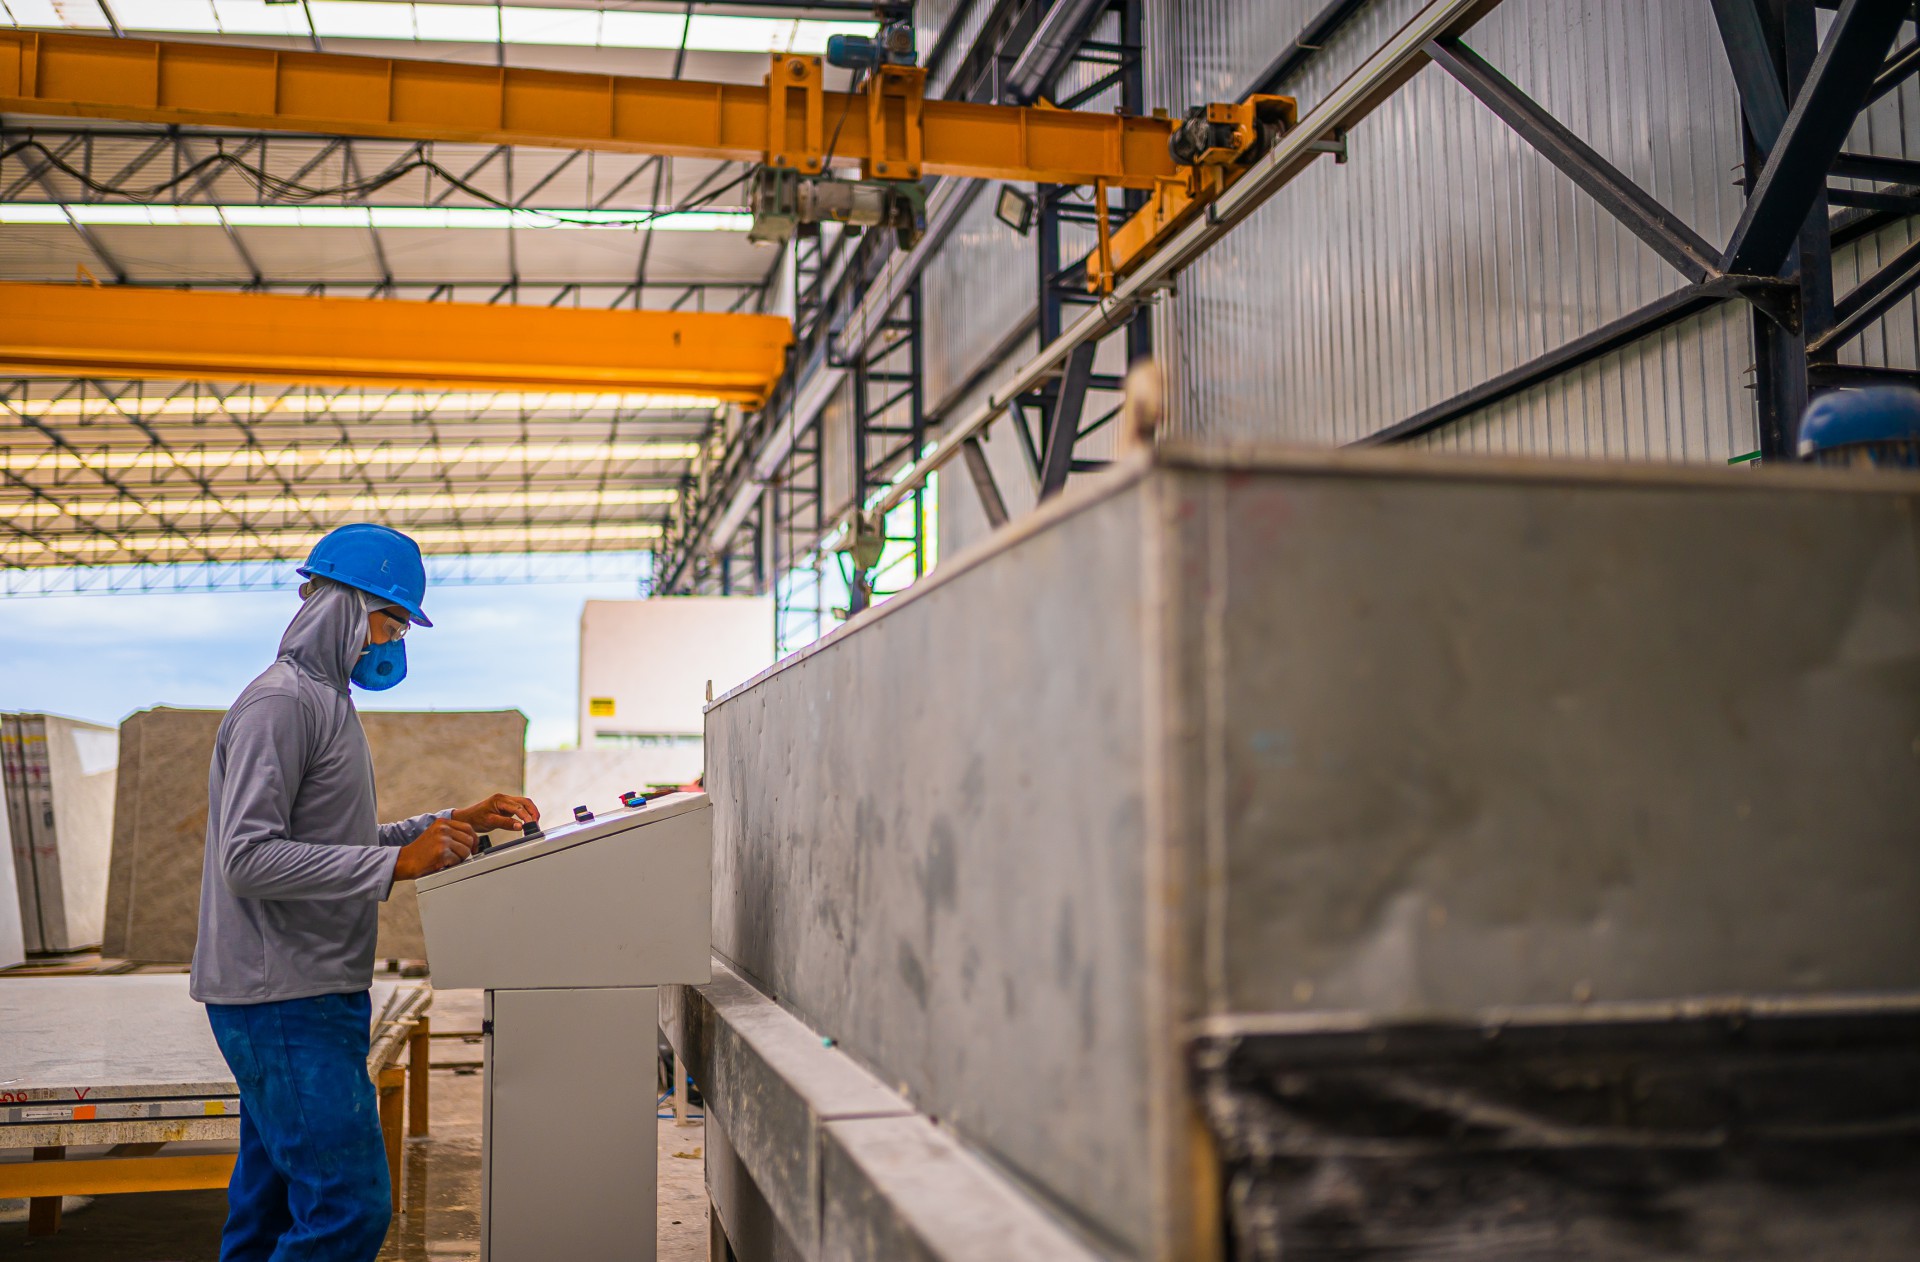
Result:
[1797, 387, 1920, 469]
[297, 523, 434, 627]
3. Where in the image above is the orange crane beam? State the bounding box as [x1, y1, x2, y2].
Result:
[0, 282, 793, 404]
[0, 30, 1180, 188]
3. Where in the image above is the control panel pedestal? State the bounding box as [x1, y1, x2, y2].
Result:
[483, 987, 657, 1261]
[417, 793, 711, 1262]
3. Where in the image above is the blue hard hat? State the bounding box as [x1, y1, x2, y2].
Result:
[1798, 387, 1920, 467]
[297, 523, 433, 626]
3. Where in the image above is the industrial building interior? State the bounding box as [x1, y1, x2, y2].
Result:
[1, 0, 1918, 1259]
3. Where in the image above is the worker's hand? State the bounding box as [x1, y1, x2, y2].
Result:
[451, 793, 540, 832]
[394, 817, 479, 881]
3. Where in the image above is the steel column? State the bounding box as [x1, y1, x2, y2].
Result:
[1721, 0, 1908, 277]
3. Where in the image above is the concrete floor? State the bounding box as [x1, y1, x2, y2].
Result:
[0, 986, 708, 1261]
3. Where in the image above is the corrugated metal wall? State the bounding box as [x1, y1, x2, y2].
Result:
[1832, 75, 1920, 375]
[1146, 0, 1765, 460]
[918, 6, 1134, 415]
[908, 0, 1920, 555]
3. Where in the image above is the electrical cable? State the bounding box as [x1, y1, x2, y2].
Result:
[0, 138, 754, 228]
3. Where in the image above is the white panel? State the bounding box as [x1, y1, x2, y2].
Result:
[486, 986, 657, 1262]
[0, 770, 23, 969]
[1, 714, 115, 953]
[578, 596, 772, 743]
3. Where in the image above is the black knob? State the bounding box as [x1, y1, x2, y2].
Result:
[521, 819, 542, 838]
[573, 805, 594, 823]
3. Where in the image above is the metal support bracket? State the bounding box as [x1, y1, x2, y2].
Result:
[1307, 128, 1349, 163]
[1723, 273, 1801, 335]
[863, 64, 926, 182]
[767, 54, 827, 174]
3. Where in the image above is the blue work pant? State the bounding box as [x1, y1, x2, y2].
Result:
[205, 990, 392, 1262]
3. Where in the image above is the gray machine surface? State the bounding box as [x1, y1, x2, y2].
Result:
[700, 446, 1920, 1260]
[417, 791, 712, 1262]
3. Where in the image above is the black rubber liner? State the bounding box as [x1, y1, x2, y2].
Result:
[1193, 1004, 1920, 1261]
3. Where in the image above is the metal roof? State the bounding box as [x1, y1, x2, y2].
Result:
[0, 6, 859, 588]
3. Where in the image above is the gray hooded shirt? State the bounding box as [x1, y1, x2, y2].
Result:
[189, 580, 444, 1004]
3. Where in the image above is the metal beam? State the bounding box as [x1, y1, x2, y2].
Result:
[1809, 232, 1920, 357]
[1037, 342, 1095, 499]
[1002, 0, 1111, 102]
[1427, 36, 1721, 282]
[1721, 0, 1909, 277]
[0, 30, 1180, 189]
[1868, 37, 1920, 107]
[1832, 151, 1920, 187]
[959, 437, 1009, 529]
[1362, 278, 1762, 444]
[0, 282, 791, 402]
[1826, 186, 1920, 215]
[1241, 0, 1373, 99]
[1709, 0, 1789, 151]
[1807, 361, 1920, 390]
[864, 0, 1506, 522]
[686, 0, 1132, 570]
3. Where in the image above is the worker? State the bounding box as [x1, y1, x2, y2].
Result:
[189, 523, 539, 1261]
[1798, 385, 1920, 468]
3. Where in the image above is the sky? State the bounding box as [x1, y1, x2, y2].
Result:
[0, 576, 642, 748]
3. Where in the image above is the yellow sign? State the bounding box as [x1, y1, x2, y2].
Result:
[589, 697, 616, 717]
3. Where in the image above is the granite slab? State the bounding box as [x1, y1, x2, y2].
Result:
[103, 707, 526, 963]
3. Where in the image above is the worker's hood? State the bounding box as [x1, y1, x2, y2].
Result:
[277, 577, 378, 695]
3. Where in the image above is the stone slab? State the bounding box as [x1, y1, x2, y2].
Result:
[0, 973, 404, 1098]
[0, 760, 21, 970]
[2, 713, 117, 953]
[102, 706, 525, 963]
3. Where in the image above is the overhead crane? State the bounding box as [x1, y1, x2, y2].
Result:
[0, 27, 1294, 301]
[0, 25, 1311, 576]
[0, 282, 793, 403]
